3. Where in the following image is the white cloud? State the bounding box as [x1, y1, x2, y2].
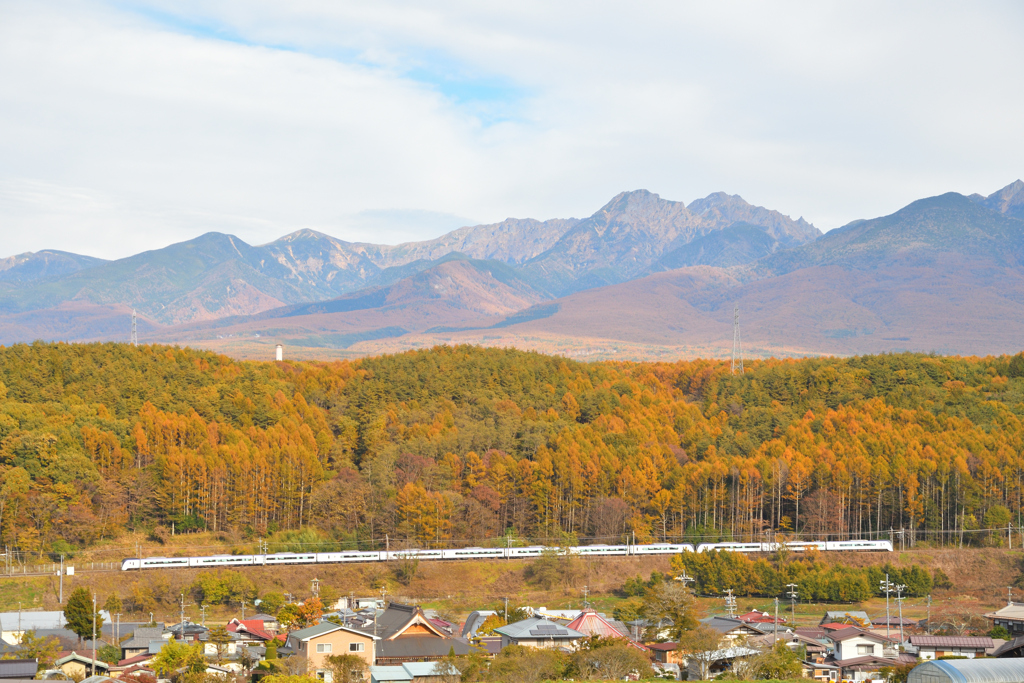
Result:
[0, 0, 1021, 259]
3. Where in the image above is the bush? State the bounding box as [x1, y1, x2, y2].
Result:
[191, 570, 257, 605]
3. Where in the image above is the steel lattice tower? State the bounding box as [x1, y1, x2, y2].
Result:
[131, 309, 138, 346]
[731, 304, 743, 374]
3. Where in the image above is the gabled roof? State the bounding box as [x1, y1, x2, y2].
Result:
[909, 635, 994, 648]
[116, 654, 155, 667]
[738, 610, 785, 623]
[994, 635, 1024, 657]
[494, 617, 584, 640]
[289, 622, 380, 642]
[365, 603, 450, 641]
[700, 616, 766, 635]
[121, 627, 167, 649]
[566, 610, 648, 652]
[0, 659, 38, 678]
[829, 627, 896, 644]
[54, 651, 110, 670]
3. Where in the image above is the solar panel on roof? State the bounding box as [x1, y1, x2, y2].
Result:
[529, 627, 568, 636]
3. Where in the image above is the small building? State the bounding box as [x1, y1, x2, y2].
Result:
[0, 611, 66, 645]
[985, 603, 1024, 637]
[52, 651, 109, 680]
[699, 617, 766, 641]
[908, 635, 993, 660]
[908, 658, 1024, 683]
[0, 659, 37, 679]
[120, 626, 169, 659]
[460, 611, 496, 639]
[828, 627, 896, 661]
[370, 662, 459, 683]
[287, 622, 379, 681]
[493, 617, 585, 650]
[994, 635, 1024, 658]
[565, 609, 647, 651]
[801, 659, 840, 682]
[648, 642, 683, 665]
[354, 603, 473, 665]
[738, 610, 785, 625]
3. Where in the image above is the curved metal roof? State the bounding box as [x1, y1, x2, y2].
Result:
[909, 658, 1024, 683]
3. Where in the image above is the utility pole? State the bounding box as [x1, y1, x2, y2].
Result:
[240, 599, 247, 620]
[59, 555, 64, 604]
[91, 593, 97, 677]
[773, 597, 779, 645]
[312, 579, 320, 599]
[926, 596, 932, 634]
[115, 613, 121, 646]
[582, 586, 589, 610]
[724, 589, 736, 618]
[200, 605, 207, 627]
[786, 583, 798, 626]
[880, 575, 894, 639]
[731, 304, 744, 374]
[895, 584, 907, 642]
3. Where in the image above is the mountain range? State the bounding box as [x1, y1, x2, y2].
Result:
[1, 180, 1022, 360]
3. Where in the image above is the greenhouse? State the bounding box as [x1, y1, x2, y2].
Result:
[908, 659, 1024, 683]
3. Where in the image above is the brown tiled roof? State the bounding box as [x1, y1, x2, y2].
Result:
[647, 643, 678, 651]
[909, 635, 994, 648]
[828, 627, 897, 643]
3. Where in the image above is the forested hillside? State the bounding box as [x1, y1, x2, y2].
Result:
[1, 342, 1023, 556]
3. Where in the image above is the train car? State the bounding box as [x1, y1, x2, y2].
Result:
[697, 542, 777, 553]
[825, 540, 893, 552]
[262, 552, 317, 565]
[316, 551, 383, 564]
[121, 557, 192, 570]
[189, 555, 255, 567]
[572, 544, 629, 556]
[506, 545, 548, 558]
[630, 543, 695, 555]
[786, 542, 826, 552]
[441, 547, 506, 560]
[405, 549, 444, 561]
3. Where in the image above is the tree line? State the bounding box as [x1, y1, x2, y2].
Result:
[3, 341, 1024, 555]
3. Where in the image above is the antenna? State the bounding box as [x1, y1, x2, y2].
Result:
[131, 309, 138, 347]
[731, 304, 743, 374]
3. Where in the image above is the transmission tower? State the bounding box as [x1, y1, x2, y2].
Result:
[731, 304, 743, 374]
[131, 309, 138, 347]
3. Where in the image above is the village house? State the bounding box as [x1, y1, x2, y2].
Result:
[648, 642, 684, 665]
[908, 635, 994, 660]
[52, 650, 110, 680]
[0, 658, 38, 679]
[288, 622, 379, 681]
[120, 626, 169, 659]
[357, 603, 472, 665]
[493, 617, 585, 650]
[565, 609, 647, 651]
[985, 603, 1024, 637]
[699, 616, 767, 641]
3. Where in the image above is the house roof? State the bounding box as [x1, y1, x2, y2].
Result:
[985, 602, 1024, 621]
[0, 660, 38, 678]
[0, 611, 65, 631]
[289, 622, 379, 642]
[738, 610, 785, 623]
[54, 651, 109, 670]
[647, 643, 678, 652]
[705, 646, 760, 662]
[401, 662, 459, 677]
[831, 654, 916, 670]
[700, 616, 766, 635]
[493, 617, 584, 640]
[370, 666, 412, 682]
[872, 617, 917, 626]
[374, 635, 472, 660]
[116, 654, 154, 667]
[121, 627, 167, 649]
[565, 610, 647, 651]
[0, 641, 19, 655]
[829, 627, 897, 644]
[993, 635, 1024, 657]
[359, 603, 450, 641]
[909, 635, 994, 649]
[460, 611, 496, 638]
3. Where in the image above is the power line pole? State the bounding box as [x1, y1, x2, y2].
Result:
[773, 597, 779, 645]
[731, 304, 744, 374]
[880, 575, 893, 639]
[92, 593, 97, 677]
[786, 583, 798, 626]
[895, 584, 907, 642]
[724, 589, 737, 618]
[59, 555, 64, 604]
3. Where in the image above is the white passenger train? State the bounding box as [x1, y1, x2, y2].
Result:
[119, 539, 891, 570]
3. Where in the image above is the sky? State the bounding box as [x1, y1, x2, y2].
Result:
[1, 1, 1022, 260]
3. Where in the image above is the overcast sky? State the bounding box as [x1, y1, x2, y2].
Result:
[1, 1, 1022, 260]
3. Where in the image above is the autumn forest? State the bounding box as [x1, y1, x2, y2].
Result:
[1, 342, 1024, 559]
